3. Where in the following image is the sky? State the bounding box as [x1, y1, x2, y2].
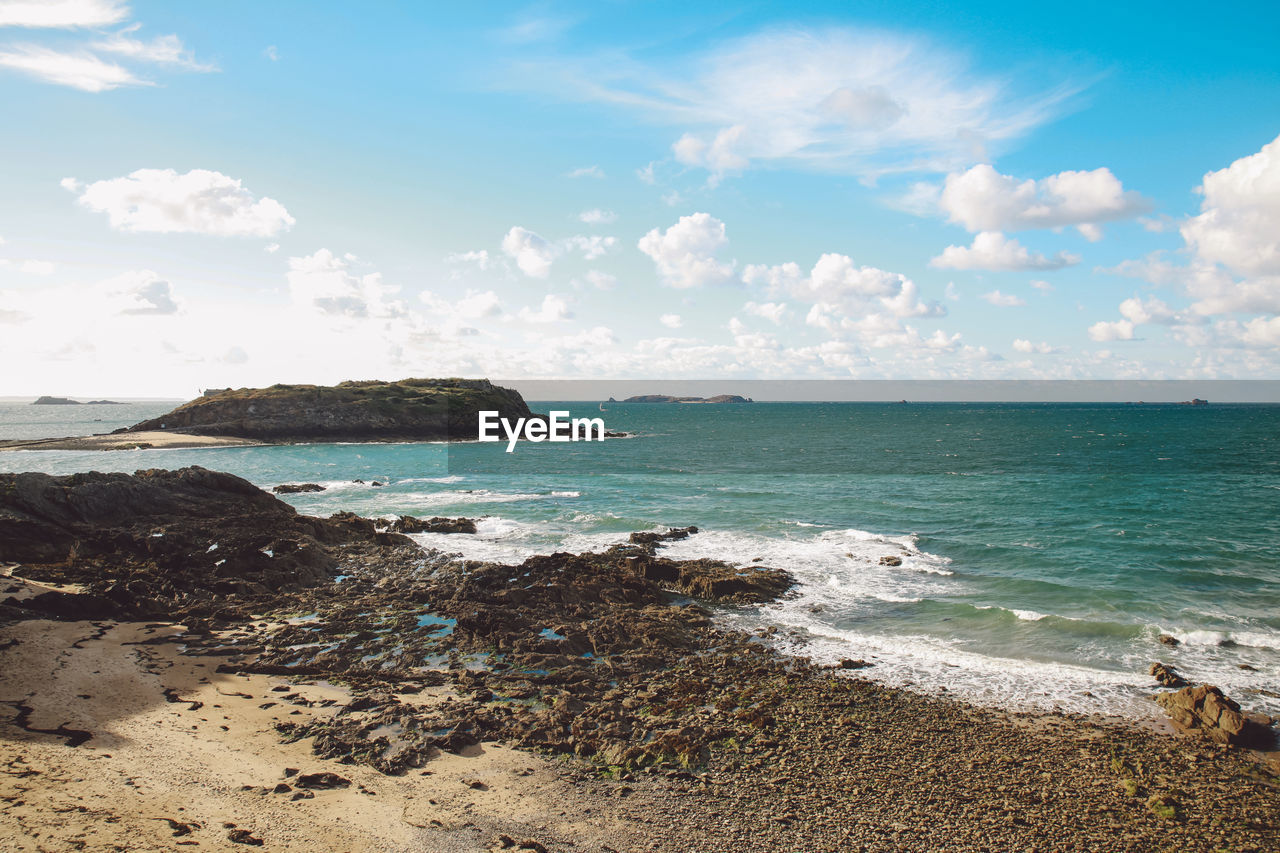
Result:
[1, 0, 1279, 397]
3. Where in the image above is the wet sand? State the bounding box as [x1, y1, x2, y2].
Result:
[0, 431, 265, 452]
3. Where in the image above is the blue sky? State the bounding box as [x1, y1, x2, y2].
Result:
[1, 0, 1278, 395]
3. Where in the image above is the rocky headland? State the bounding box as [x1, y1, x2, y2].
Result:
[121, 378, 535, 443]
[2, 467, 1278, 852]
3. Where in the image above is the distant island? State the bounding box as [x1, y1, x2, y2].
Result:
[30, 396, 123, 405]
[622, 394, 753, 404]
[117, 378, 534, 442]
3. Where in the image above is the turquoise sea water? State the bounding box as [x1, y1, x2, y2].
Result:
[2, 400, 1277, 718]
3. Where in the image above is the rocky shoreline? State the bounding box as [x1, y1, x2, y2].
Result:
[2, 467, 1278, 851]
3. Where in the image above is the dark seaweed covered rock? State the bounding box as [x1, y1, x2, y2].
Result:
[0, 466, 411, 621]
[390, 515, 478, 534]
[121, 377, 533, 442]
[273, 483, 326, 494]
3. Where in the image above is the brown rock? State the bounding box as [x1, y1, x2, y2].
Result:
[1154, 684, 1266, 746]
[879, 556, 902, 567]
[1149, 662, 1189, 688]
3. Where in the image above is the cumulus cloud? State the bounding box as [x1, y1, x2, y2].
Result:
[288, 249, 404, 319]
[518, 294, 573, 324]
[1087, 319, 1135, 342]
[501, 227, 556, 278]
[930, 231, 1079, 271]
[501, 227, 615, 278]
[938, 163, 1148, 237]
[113, 272, 178, 315]
[659, 313, 682, 329]
[980, 290, 1025, 307]
[0, 46, 145, 91]
[579, 208, 616, 225]
[1181, 133, 1280, 277]
[67, 168, 295, 236]
[1012, 338, 1056, 354]
[0, 1, 128, 28]
[523, 27, 1075, 181]
[446, 249, 493, 271]
[637, 212, 735, 288]
[743, 301, 788, 324]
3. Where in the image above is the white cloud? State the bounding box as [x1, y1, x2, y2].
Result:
[1118, 295, 1177, 325]
[636, 162, 656, 185]
[1181, 132, 1280, 277]
[1012, 338, 1056, 354]
[501, 228, 615, 277]
[0, 45, 145, 91]
[945, 281, 960, 301]
[659, 313, 682, 329]
[446, 249, 493, 271]
[263, 45, 278, 61]
[518, 294, 573, 324]
[108, 271, 178, 315]
[527, 26, 1074, 181]
[579, 208, 616, 225]
[1087, 319, 1135, 342]
[1030, 279, 1054, 291]
[743, 301, 788, 324]
[92, 24, 215, 71]
[288, 249, 403, 319]
[567, 165, 604, 179]
[564, 234, 616, 260]
[980, 289, 1025, 307]
[637, 212, 735, 288]
[452, 290, 503, 319]
[930, 231, 1079, 271]
[583, 270, 616, 290]
[0, 1, 128, 28]
[68, 168, 295, 236]
[938, 163, 1148, 237]
[501, 226, 555, 278]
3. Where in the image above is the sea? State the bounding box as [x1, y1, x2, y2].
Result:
[2, 399, 1277, 719]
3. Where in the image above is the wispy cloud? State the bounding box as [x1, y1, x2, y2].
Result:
[0, 45, 146, 91]
[0, 0, 128, 28]
[92, 24, 216, 71]
[511, 26, 1081, 182]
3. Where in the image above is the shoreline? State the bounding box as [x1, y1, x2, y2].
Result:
[2, 467, 1278, 851]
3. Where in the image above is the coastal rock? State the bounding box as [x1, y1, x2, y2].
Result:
[272, 483, 326, 494]
[1158, 634, 1180, 647]
[1154, 684, 1269, 746]
[628, 526, 699, 547]
[1149, 662, 1189, 688]
[391, 515, 478, 534]
[878, 556, 903, 567]
[121, 378, 534, 442]
[0, 467, 413, 621]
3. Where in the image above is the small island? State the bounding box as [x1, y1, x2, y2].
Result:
[1, 379, 542, 451]
[622, 394, 753, 403]
[31, 396, 81, 405]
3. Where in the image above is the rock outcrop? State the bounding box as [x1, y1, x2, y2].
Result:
[32, 396, 80, 405]
[1154, 684, 1271, 746]
[0, 466, 411, 622]
[1149, 662, 1189, 688]
[120, 378, 534, 442]
[390, 515, 478, 534]
[273, 483, 326, 494]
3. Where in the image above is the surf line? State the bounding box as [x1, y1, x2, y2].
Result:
[478, 410, 605, 453]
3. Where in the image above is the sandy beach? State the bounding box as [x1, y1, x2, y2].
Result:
[0, 432, 265, 452]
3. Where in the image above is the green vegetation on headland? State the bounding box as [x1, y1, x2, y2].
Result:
[121, 378, 534, 442]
